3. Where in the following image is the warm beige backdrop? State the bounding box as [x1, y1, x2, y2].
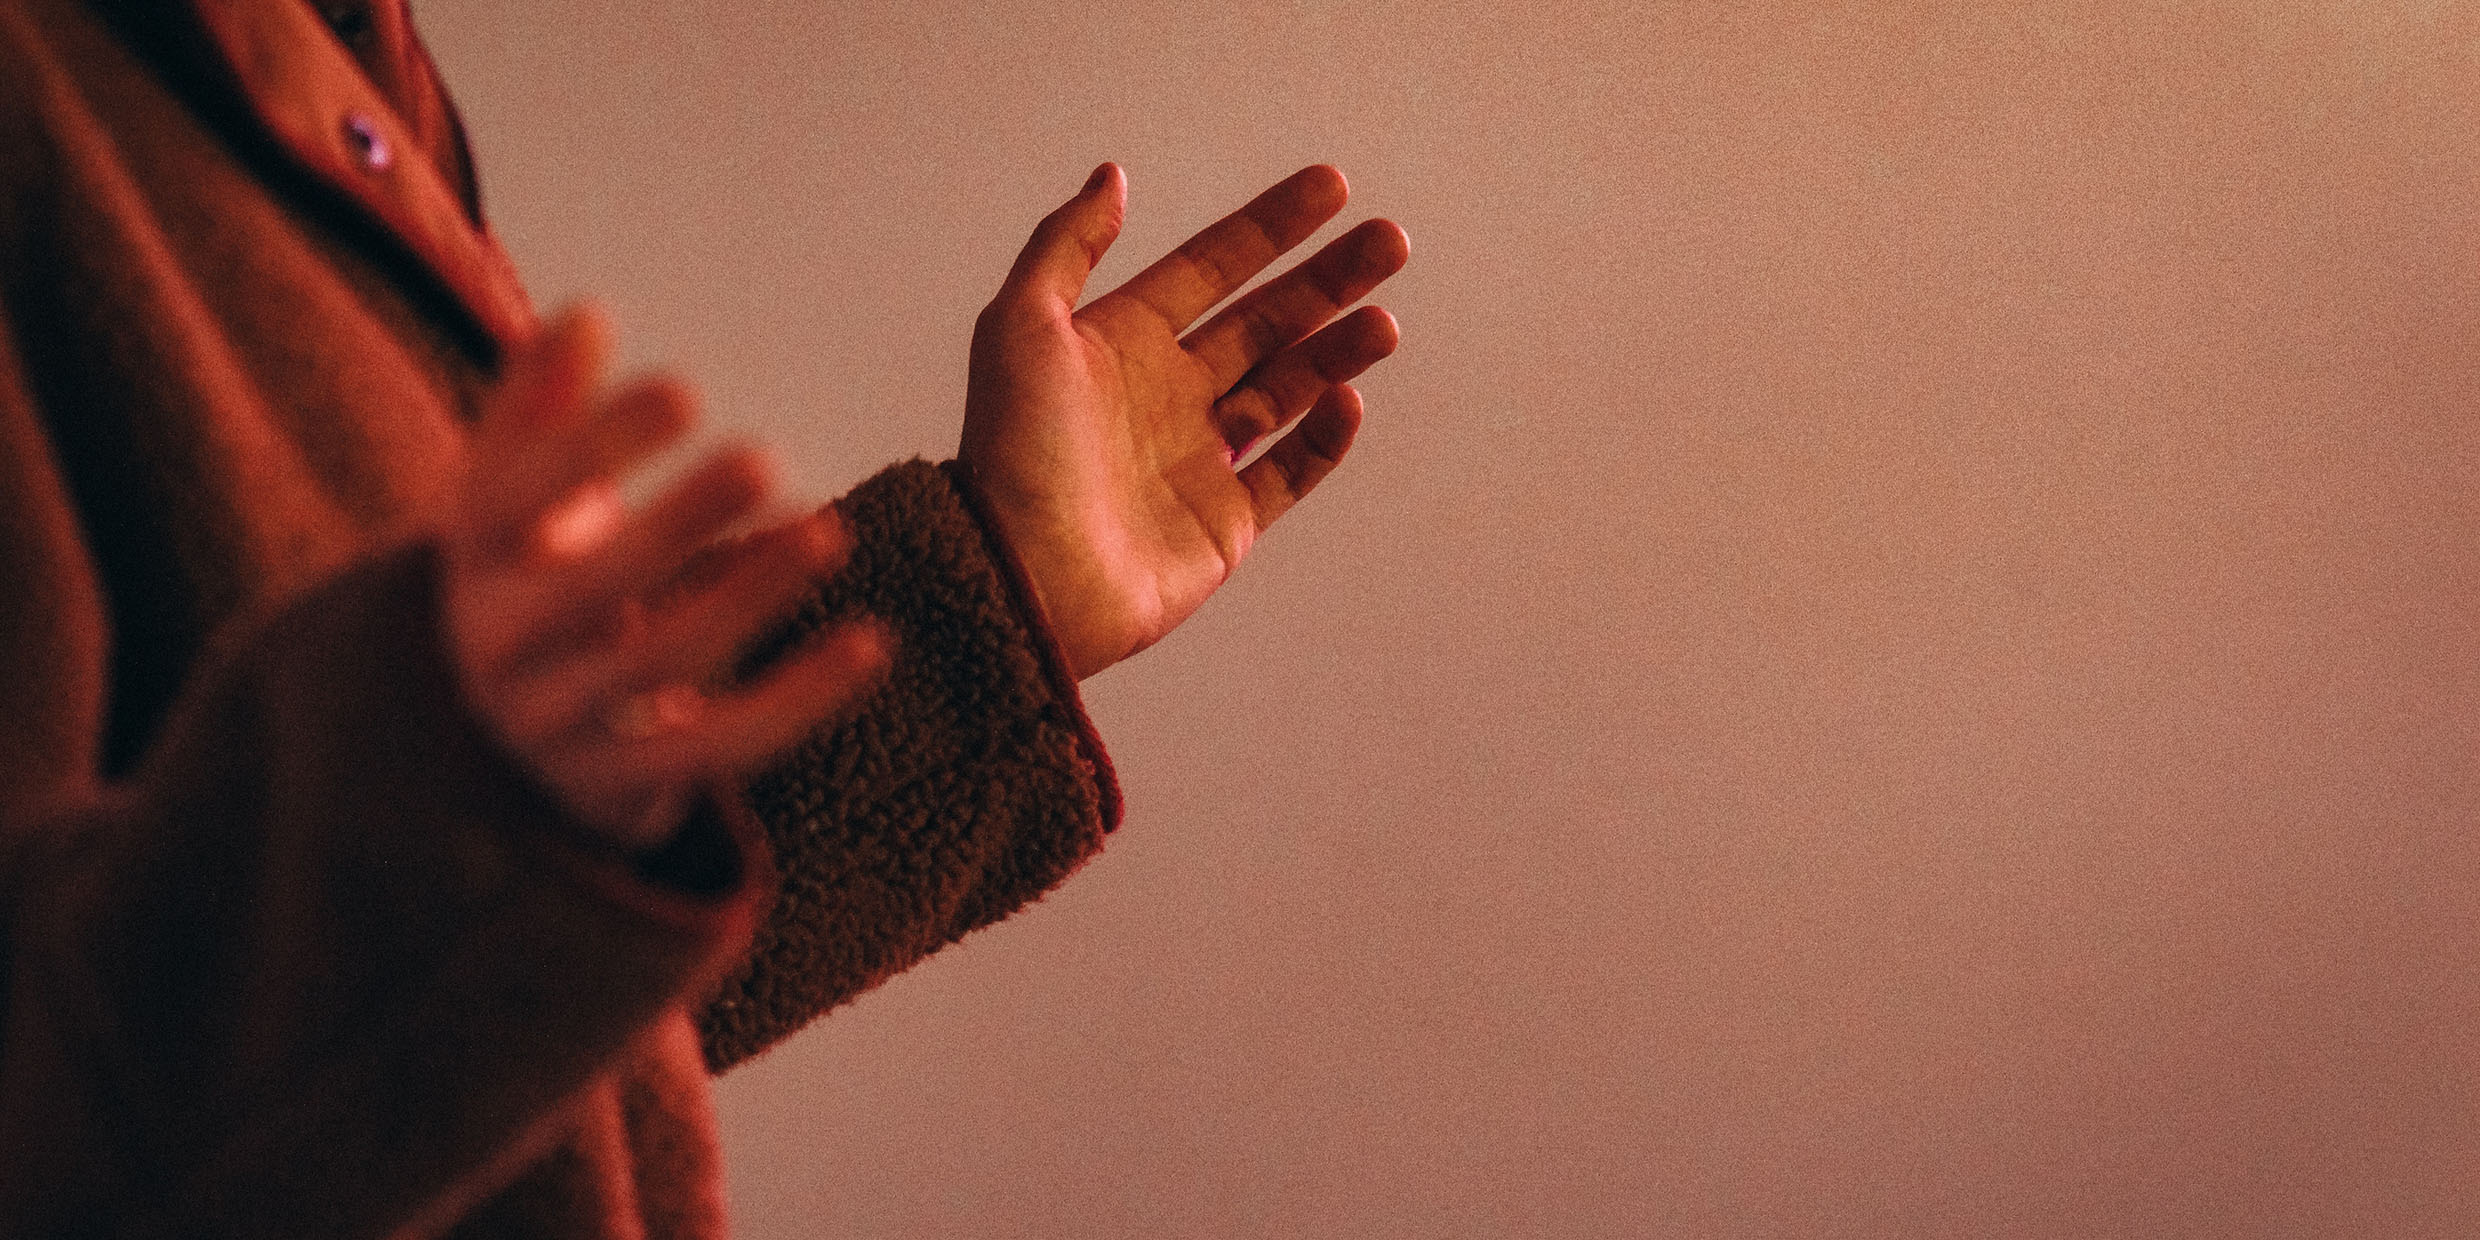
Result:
[420, 3, 2480, 1236]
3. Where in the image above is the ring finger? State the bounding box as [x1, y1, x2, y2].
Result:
[1212, 305, 1400, 456]
[506, 512, 848, 743]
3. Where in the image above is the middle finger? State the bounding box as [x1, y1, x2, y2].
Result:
[495, 512, 847, 746]
[477, 376, 698, 557]
[501, 445, 779, 657]
[1183, 218, 1408, 391]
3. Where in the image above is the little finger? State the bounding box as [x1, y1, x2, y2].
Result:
[1237, 382, 1364, 533]
[483, 377, 701, 560]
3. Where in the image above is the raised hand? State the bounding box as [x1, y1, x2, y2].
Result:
[442, 308, 887, 848]
[959, 164, 1409, 679]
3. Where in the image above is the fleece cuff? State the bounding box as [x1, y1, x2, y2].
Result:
[696, 460, 1119, 1069]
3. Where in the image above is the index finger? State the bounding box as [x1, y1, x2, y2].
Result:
[1100, 165, 1349, 332]
[469, 305, 610, 466]
[467, 376, 698, 565]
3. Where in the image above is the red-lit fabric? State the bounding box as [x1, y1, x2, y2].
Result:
[0, 0, 1116, 1234]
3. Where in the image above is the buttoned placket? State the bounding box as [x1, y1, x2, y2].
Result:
[182, 0, 536, 346]
[343, 111, 392, 171]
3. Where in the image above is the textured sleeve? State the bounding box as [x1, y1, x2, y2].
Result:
[696, 459, 1122, 1071]
[0, 543, 774, 1236]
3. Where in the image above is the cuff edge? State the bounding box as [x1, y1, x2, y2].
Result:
[936, 459, 1124, 831]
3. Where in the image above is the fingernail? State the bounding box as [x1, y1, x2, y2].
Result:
[1084, 163, 1112, 193]
[535, 481, 625, 559]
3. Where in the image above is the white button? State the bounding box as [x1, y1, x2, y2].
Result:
[343, 112, 392, 172]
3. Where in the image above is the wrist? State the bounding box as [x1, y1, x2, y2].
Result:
[940, 459, 1109, 680]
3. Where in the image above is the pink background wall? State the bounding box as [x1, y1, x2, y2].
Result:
[421, 3, 2480, 1235]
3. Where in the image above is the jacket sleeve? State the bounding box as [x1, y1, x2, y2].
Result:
[0, 311, 772, 1238]
[696, 458, 1122, 1071]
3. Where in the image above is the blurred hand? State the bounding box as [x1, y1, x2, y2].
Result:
[442, 308, 887, 849]
[960, 164, 1408, 679]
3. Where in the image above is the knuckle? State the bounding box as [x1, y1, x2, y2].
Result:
[1269, 448, 1308, 495]
[1308, 336, 1365, 382]
[1076, 227, 1113, 273]
[1178, 237, 1245, 300]
[976, 293, 1035, 337]
[1218, 387, 1284, 445]
[973, 300, 1007, 340]
[1239, 303, 1296, 358]
[1308, 246, 1368, 306]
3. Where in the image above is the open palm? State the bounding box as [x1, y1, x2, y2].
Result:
[960, 164, 1408, 678]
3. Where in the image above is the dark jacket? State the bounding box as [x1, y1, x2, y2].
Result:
[0, 0, 1117, 1233]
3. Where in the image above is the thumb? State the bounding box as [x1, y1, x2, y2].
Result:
[475, 304, 609, 457]
[461, 304, 611, 543]
[995, 162, 1125, 314]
